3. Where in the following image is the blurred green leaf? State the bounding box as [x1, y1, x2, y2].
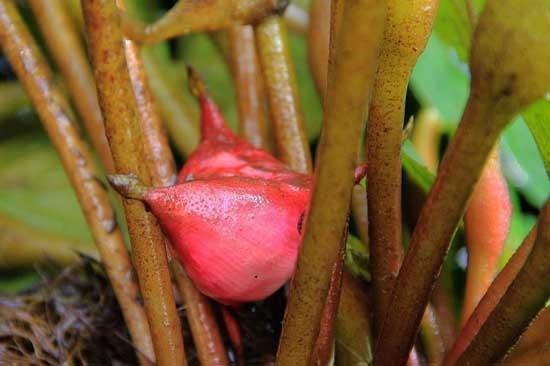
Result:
[402, 140, 436, 193]
[410, 34, 470, 126]
[411, 34, 549, 208]
[432, 0, 487, 61]
[432, 0, 473, 61]
[501, 118, 550, 208]
[523, 99, 550, 173]
[0, 134, 93, 243]
[345, 234, 370, 282]
[499, 187, 537, 269]
[289, 33, 323, 141]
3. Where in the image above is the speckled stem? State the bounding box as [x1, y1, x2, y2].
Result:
[0, 1, 154, 363]
[276, 0, 385, 362]
[444, 226, 538, 365]
[456, 201, 550, 365]
[29, 0, 115, 173]
[228, 25, 273, 152]
[123, 0, 288, 43]
[80, 1, 185, 364]
[255, 15, 312, 174]
[122, 24, 228, 365]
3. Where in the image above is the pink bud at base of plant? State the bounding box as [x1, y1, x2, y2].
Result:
[143, 83, 312, 304]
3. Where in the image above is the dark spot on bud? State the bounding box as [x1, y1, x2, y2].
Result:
[297, 211, 305, 234]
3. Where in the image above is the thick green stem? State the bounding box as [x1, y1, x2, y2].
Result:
[255, 15, 311, 174]
[276, 0, 385, 362]
[228, 25, 272, 152]
[80, 1, 185, 364]
[367, 0, 439, 334]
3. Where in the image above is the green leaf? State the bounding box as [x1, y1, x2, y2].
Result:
[0, 134, 93, 243]
[289, 33, 323, 141]
[501, 117, 550, 208]
[523, 99, 550, 173]
[345, 234, 370, 282]
[499, 187, 537, 269]
[432, 0, 486, 62]
[402, 140, 436, 193]
[410, 34, 470, 126]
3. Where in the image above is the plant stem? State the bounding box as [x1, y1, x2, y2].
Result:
[276, 0, 385, 362]
[0, 1, 154, 363]
[122, 0, 288, 44]
[456, 201, 550, 365]
[80, 1, 185, 364]
[312, 232, 346, 365]
[255, 15, 312, 174]
[499, 307, 550, 365]
[307, 0, 330, 96]
[123, 25, 228, 365]
[366, 0, 438, 334]
[445, 226, 538, 365]
[28, 0, 115, 173]
[228, 25, 273, 152]
[375, 0, 550, 362]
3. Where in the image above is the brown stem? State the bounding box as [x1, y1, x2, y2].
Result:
[123, 25, 229, 365]
[366, 0, 439, 335]
[122, 0, 288, 44]
[28, 0, 115, 173]
[500, 307, 550, 365]
[374, 94, 507, 366]
[80, 1, 185, 364]
[312, 229, 346, 365]
[276, 0, 385, 362]
[0, 1, 154, 363]
[255, 15, 312, 174]
[307, 0, 330, 98]
[228, 25, 273, 152]
[173, 263, 229, 366]
[444, 226, 538, 365]
[456, 201, 550, 365]
[375, 0, 550, 361]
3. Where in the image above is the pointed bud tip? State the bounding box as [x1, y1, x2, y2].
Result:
[187, 66, 206, 99]
[107, 174, 148, 200]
